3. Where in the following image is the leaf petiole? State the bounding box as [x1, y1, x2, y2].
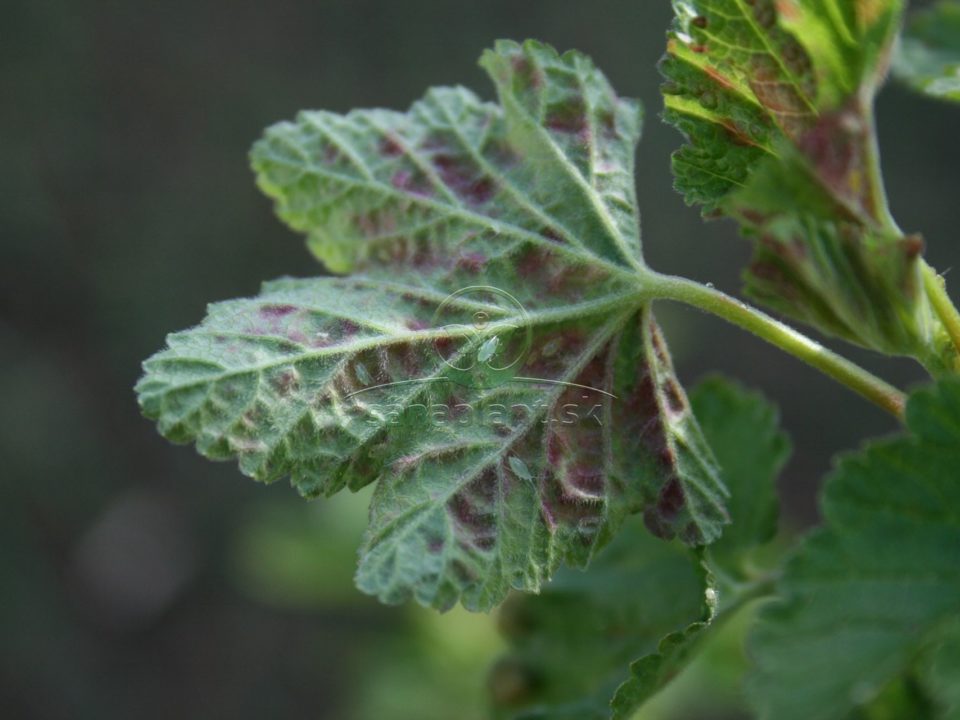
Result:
[647, 273, 907, 419]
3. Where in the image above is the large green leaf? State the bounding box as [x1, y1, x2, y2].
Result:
[894, 0, 960, 103]
[137, 41, 729, 612]
[747, 378, 960, 720]
[661, 1, 958, 370]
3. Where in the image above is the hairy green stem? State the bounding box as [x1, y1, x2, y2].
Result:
[649, 274, 907, 419]
[922, 261, 960, 360]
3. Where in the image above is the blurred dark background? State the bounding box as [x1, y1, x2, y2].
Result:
[1, 1, 957, 718]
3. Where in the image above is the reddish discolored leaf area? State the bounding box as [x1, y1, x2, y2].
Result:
[611, 309, 728, 546]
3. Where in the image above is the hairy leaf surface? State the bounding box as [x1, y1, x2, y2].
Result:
[894, 0, 960, 103]
[138, 41, 729, 611]
[748, 379, 960, 720]
[661, 1, 956, 369]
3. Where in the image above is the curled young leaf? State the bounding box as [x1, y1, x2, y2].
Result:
[661, 1, 959, 370]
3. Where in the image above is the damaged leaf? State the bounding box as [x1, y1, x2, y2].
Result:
[137, 40, 729, 612]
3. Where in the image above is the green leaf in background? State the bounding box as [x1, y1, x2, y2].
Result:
[919, 621, 960, 719]
[747, 378, 960, 720]
[661, 1, 958, 371]
[894, 0, 960, 103]
[490, 376, 791, 719]
[138, 41, 730, 612]
[691, 376, 791, 580]
[489, 520, 713, 720]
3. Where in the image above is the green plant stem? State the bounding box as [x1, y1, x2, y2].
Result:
[650, 273, 907, 419]
[860, 90, 900, 233]
[860, 97, 960, 368]
[922, 261, 960, 359]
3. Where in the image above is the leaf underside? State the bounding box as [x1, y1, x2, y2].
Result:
[748, 379, 960, 720]
[137, 40, 729, 612]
